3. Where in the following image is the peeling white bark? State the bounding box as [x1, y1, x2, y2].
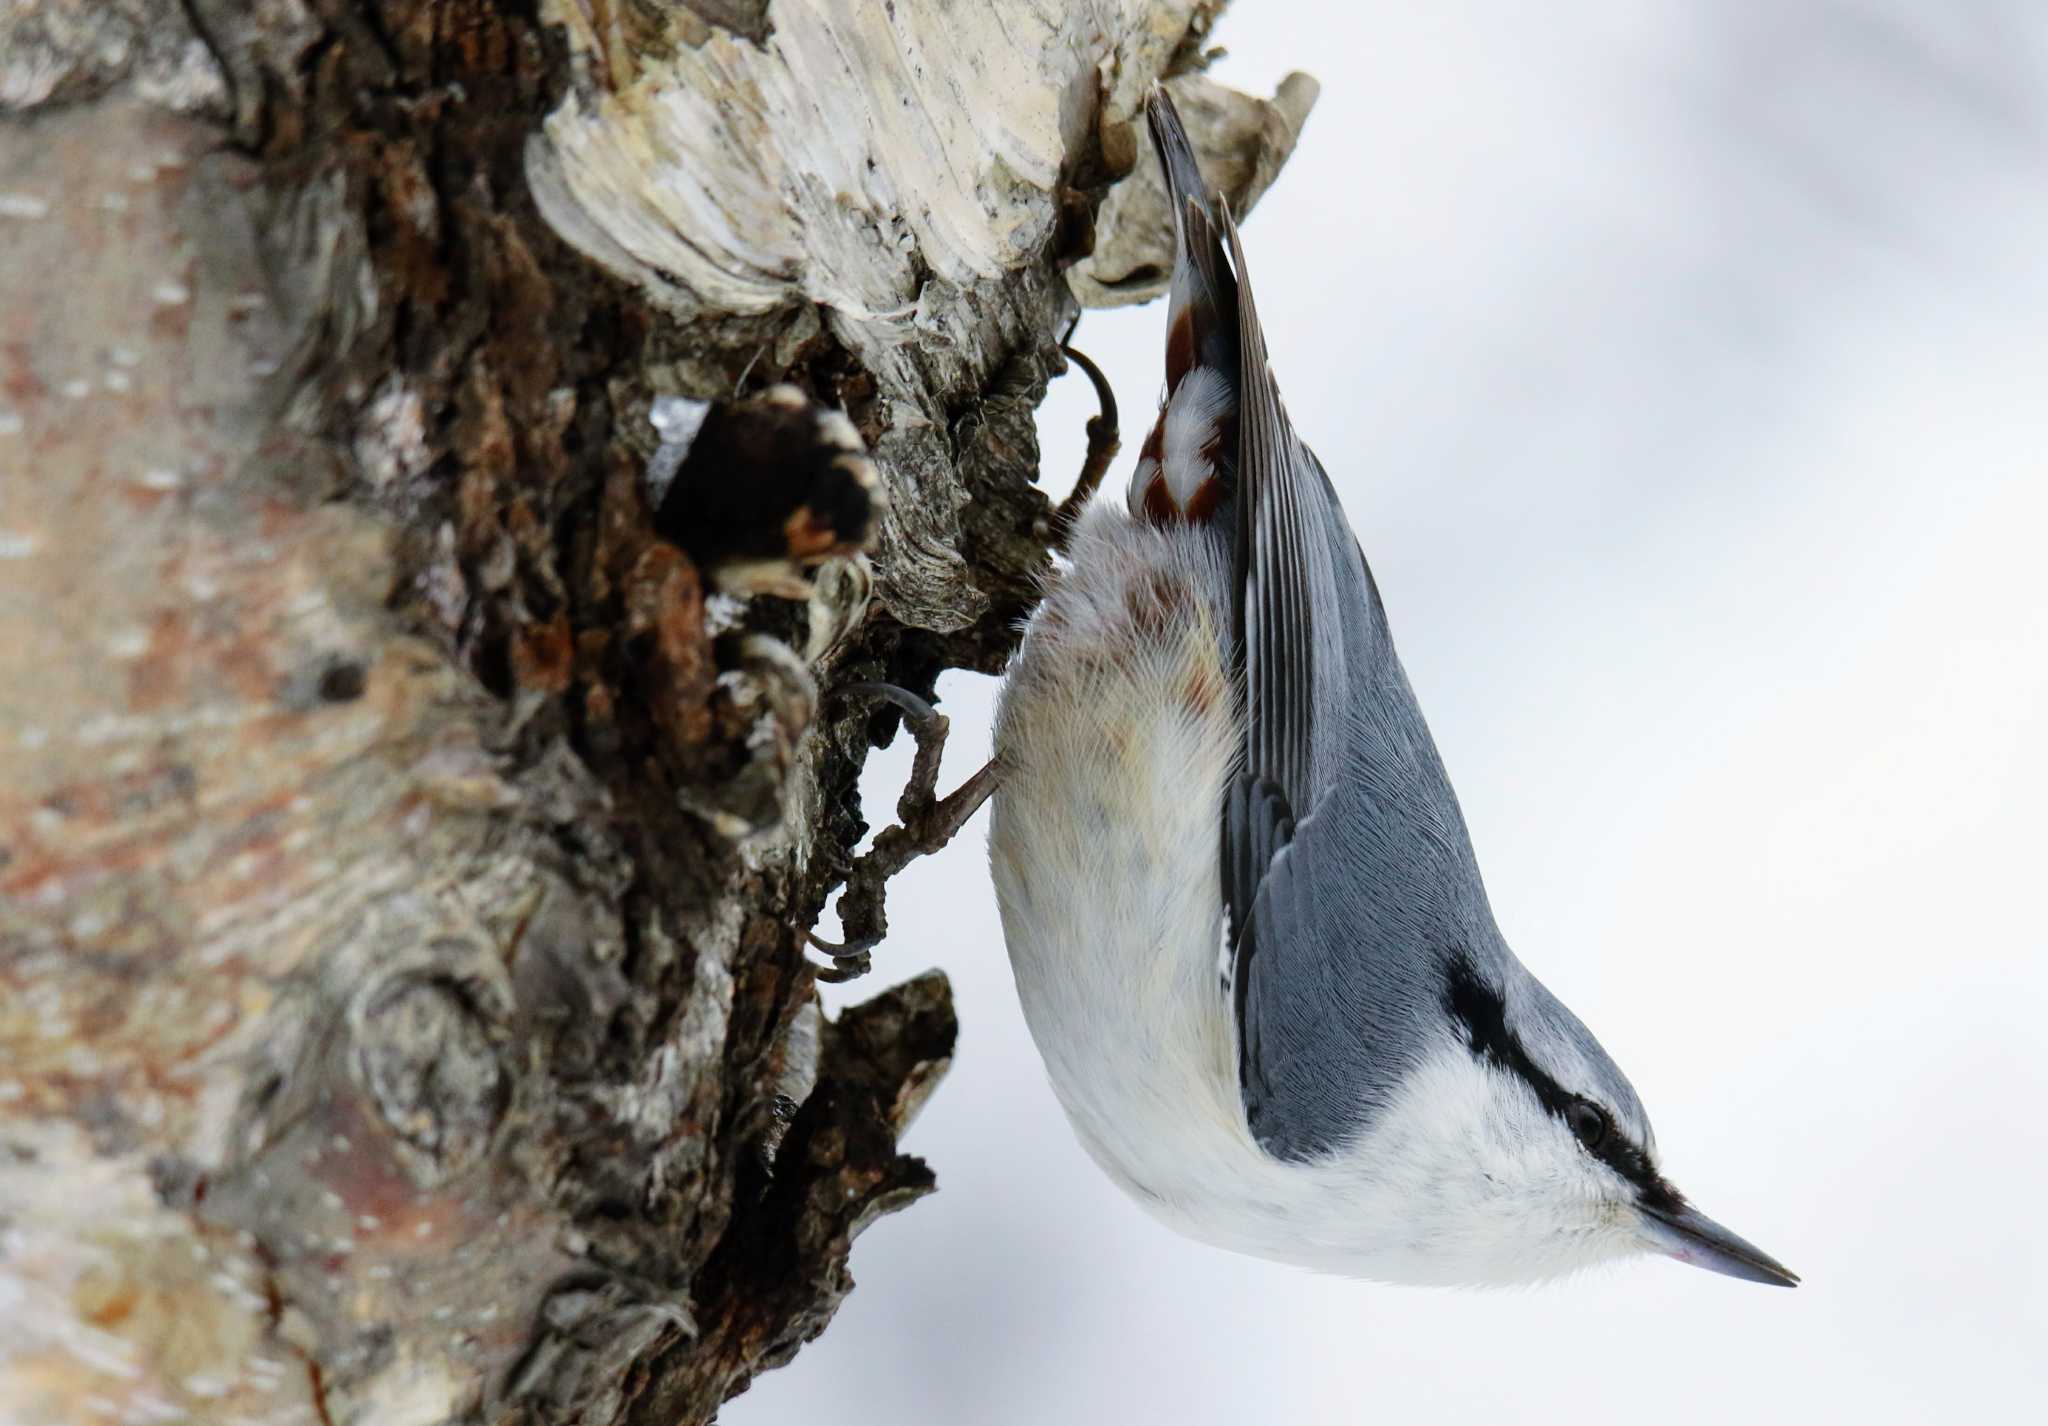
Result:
[532, 1, 1161, 318]
[531, 1, 1314, 637]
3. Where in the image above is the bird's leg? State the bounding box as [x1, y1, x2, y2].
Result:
[806, 682, 1000, 982]
[1049, 325, 1120, 552]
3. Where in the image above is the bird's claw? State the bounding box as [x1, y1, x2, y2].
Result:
[802, 931, 873, 984]
[802, 682, 1000, 981]
[1050, 331, 1120, 551]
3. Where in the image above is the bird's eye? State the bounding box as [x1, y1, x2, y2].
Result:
[1565, 1099, 1610, 1151]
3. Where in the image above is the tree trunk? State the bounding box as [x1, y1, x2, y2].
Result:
[0, 3, 1310, 1422]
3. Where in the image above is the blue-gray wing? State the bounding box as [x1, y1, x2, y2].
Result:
[1219, 210, 1492, 1161]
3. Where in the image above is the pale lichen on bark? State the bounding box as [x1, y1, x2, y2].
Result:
[0, 2, 1311, 1423]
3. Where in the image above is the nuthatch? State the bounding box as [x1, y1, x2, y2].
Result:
[986, 89, 1796, 1287]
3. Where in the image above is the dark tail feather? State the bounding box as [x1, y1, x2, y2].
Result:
[1145, 88, 1239, 398]
[1146, 85, 1219, 231]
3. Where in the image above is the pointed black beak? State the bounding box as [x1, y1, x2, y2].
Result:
[1639, 1199, 1799, 1287]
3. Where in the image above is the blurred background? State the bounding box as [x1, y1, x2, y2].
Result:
[736, 2, 2046, 1422]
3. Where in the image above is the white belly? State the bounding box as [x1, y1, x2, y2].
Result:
[987, 505, 1256, 1221]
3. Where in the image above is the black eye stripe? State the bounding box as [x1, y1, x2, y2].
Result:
[1443, 953, 1684, 1214]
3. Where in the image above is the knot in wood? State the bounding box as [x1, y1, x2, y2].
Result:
[353, 956, 509, 1186]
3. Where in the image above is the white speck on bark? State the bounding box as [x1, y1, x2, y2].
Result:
[644, 394, 711, 507]
[105, 625, 151, 659]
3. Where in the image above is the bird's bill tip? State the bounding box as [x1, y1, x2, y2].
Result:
[1638, 1199, 1799, 1287]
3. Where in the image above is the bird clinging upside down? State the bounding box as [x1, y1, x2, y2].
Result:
[985, 87, 1796, 1287]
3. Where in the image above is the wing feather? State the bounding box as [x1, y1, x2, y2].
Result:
[1219, 202, 1484, 1161]
[1145, 91, 1492, 1163]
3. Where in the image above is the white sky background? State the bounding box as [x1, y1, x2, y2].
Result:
[736, 3, 2047, 1422]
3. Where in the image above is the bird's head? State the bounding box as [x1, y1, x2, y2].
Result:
[1368, 953, 1797, 1288]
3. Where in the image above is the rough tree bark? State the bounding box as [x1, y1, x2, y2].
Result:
[0, 3, 1311, 1422]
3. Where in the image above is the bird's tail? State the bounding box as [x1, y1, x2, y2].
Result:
[1146, 88, 1238, 394]
[1129, 86, 1242, 525]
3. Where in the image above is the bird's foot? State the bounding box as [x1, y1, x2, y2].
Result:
[805, 682, 1000, 982]
[1048, 319, 1120, 551]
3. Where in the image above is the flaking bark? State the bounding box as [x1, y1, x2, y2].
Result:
[0, 3, 1311, 1422]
